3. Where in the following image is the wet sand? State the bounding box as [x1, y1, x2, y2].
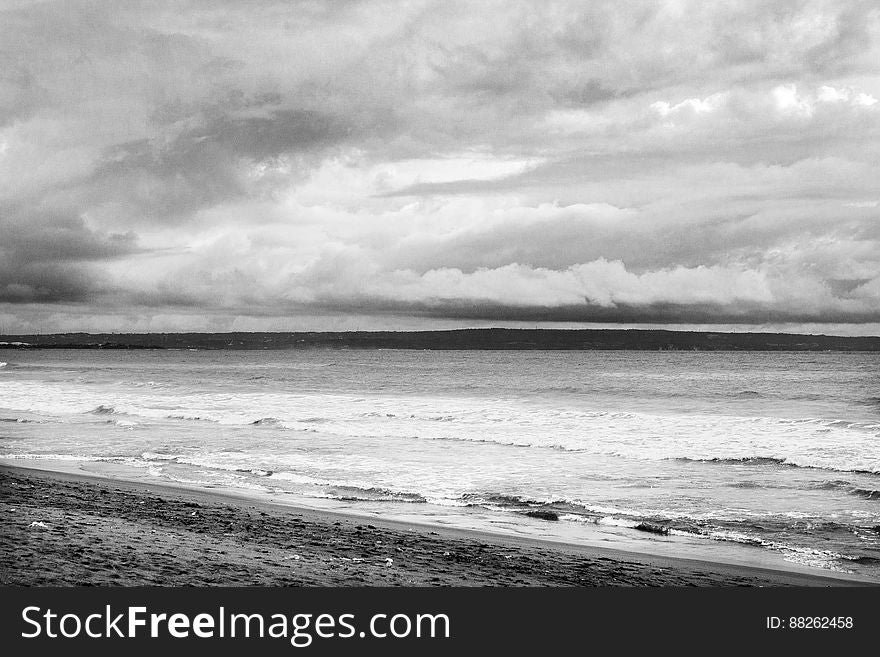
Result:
[0, 465, 870, 587]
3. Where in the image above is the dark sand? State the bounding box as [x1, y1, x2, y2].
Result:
[0, 465, 870, 587]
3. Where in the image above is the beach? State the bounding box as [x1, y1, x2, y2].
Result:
[1, 465, 870, 587]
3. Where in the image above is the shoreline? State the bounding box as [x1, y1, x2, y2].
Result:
[2, 464, 873, 587]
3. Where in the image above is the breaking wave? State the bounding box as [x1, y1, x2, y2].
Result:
[672, 456, 879, 476]
[89, 405, 117, 415]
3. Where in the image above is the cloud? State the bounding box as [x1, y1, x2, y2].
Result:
[1, 1, 879, 331]
[82, 107, 350, 223]
[291, 258, 775, 308]
[0, 204, 139, 303]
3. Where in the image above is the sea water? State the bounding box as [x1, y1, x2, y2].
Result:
[1, 349, 878, 579]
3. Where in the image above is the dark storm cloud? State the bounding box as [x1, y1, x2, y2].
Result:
[0, 262, 95, 303]
[0, 204, 139, 303]
[0, 207, 137, 263]
[85, 107, 349, 220]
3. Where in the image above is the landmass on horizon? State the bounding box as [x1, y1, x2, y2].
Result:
[2, 328, 880, 351]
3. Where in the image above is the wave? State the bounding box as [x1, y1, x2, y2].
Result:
[360, 411, 457, 422]
[131, 456, 401, 498]
[813, 480, 880, 501]
[162, 413, 327, 427]
[672, 456, 879, 476]
[420, 433, 879, 474]
[847, 487, 880, 501]
[676, 456, 789, 466]
[727, 481, 766, 489]
[532, 386, 770, 399]
[0, 453, 156, 467]
[325, 485, 427, 504]
[460, 493, 550, 509]
[251, 417, 284, 427]
[422, 433, 574, 452]
[40, 451, 281, 483]
[88, 405, 117, 415]
[845, 556, 880, 565]
[700, 528, 853, 570]
[733, 390, 762, 398]
[139, 452, 274, 478]
[593, 516, 862, 571]
[166, 414, 217, 422]
[531, 385, 587, 394]
[453, 490, 867, 571]
[140, 451, 184, 461]
[458, 493, 665, 525]
[238, 468, 273, 477]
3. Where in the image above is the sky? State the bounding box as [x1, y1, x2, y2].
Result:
[1, 0, 880, 335]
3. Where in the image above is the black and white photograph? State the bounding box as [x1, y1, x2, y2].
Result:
[1, 0, 878, 649]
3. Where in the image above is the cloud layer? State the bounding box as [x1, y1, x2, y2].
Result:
[2, 0, 880, 332]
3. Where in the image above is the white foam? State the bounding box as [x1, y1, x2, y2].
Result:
[1, 453, 158, 469]
[705, 528, 851, 571]
[3, 371, 876, 473]
[597, 516, 640, 529]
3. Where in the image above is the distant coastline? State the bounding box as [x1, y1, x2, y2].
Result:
[2, 328, 880, 351]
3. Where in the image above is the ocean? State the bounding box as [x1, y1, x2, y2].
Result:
[1, 348, 878, 580]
